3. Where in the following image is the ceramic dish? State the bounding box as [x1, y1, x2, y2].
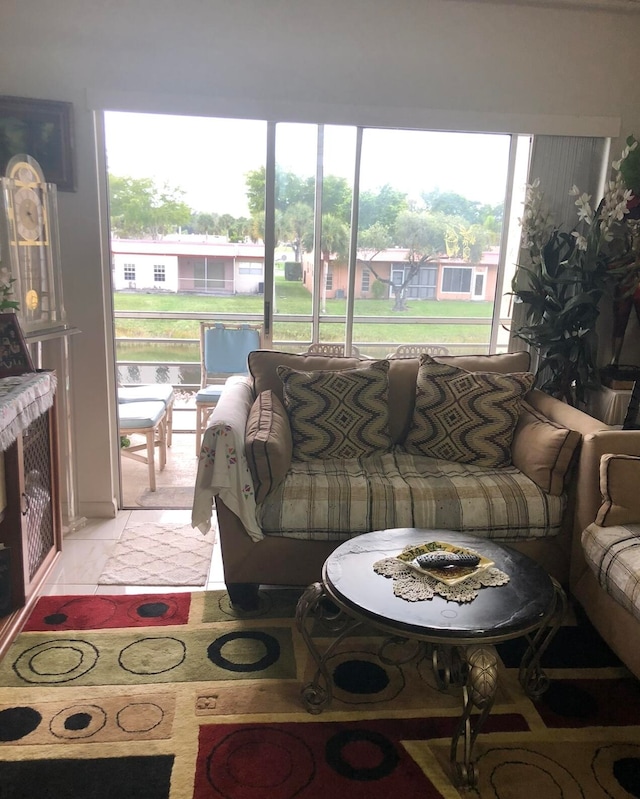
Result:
[396, 540, 494, 586]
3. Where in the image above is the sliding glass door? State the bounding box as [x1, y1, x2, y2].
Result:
[106, 111, 528, 389]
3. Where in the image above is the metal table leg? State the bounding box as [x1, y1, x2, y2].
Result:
[295, 582, 364, 714]
[519, 578, 568, 699]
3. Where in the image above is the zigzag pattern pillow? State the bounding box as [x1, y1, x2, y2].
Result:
[403, 354, 535, 468]
[277, 360, 392, 461]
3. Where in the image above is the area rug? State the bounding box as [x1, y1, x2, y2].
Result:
[135, 485, 195, 509]
[98, 522, 215, 586]
[0, 589, 638, 799]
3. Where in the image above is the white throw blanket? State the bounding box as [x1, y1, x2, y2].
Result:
[191, 377, 263, 541]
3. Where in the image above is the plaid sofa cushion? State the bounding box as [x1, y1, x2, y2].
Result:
[257, 448, 565, 541]
[582, 522, 640, 622]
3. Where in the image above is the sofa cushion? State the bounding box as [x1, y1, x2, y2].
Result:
[277, 360, 392, 460]
[511, 402, 581, 496]
[245, 390, 292, 503]
[595, 453, 640, 526]
[257, 449, 565, 541]
[249, 351, 362, 401]
[403, 354, 535, 468]
[582, 521, 640, 622]
[248, 349, 532, 446]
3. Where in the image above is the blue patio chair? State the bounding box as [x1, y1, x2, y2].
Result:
[195, 322, 263, 454]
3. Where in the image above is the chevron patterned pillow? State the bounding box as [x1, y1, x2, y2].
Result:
[403, 354, 535, 467]
[277, 360, 392, 460]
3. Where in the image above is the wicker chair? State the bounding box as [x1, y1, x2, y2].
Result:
[387, 343, 450, 359]
[305, 343, 361, 357]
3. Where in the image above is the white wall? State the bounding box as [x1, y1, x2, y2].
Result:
[1, 0, 639, 518]
[112, 254, 178, 292]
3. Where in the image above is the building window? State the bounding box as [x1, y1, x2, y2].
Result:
[442, 267, 472, 293]
[326, 268, 333, 290]
[123, 264, 136, 281]
[361, 268, 370, 292]
[154, 265, 166, 282]
[238, 262, 262, 275]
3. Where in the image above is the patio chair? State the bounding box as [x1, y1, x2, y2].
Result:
[387, 343, 450, 359]
[118, 401, 168, 492]
[117, 384, 175, 447]
[305, 343, 361, 357]
[195, 322, 263, 454]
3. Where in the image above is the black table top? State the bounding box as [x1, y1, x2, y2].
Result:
[322, 528, 557, 644]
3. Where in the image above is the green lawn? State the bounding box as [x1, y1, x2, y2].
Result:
[114, 278, 493, 361]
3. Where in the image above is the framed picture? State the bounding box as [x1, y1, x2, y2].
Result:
[0, 313, 35, 377]
[0, 95, 75, 191]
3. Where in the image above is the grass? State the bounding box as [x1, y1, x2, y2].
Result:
[114, 277, 493, 359]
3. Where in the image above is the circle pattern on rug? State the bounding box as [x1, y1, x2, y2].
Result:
[325, 728, 399, 780]
[128, 598, 179, 621]
[49, 704, 107, 739]
[42, 597, 118, 629]
[13, 639, 99, 684]
[116, 702, 165, 733]
[207, 727, 315, 799]
[593, 743, 640, 796]
[0, 706, 42, 741]
[477, 747, 583, 796]
[118, 636, 187, 675]
[326, 650, 404, 705]
[207, 631, 280, 673]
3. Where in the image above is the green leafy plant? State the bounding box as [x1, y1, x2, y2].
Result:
[511, 137, 640, 406]
[0, 275, 19, 312]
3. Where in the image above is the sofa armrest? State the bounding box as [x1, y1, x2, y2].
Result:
[575, 428, 640, 533]
[191, 377, 264, 541]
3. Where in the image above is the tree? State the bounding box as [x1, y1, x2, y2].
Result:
[282, 203, 313, 261]
[368, 210, 447, 311]
[109, 175, 191, 239]
[245, 166, 310, 215]
[359, 184, 409, 232]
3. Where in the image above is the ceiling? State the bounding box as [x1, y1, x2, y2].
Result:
[465, 0, 640, 10]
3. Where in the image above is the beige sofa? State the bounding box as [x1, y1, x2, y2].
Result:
[191, 349, 640, 609]
[572, 452, 640, 679]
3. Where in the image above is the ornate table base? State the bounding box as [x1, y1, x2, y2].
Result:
[296, 579, 566, 789]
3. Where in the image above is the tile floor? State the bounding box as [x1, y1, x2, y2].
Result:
[43, 508, 225, 596]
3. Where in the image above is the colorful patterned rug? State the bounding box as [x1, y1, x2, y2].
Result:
[0, 589, 638, 798]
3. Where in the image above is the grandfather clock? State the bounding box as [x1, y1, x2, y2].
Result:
[0, 154, 85, 532]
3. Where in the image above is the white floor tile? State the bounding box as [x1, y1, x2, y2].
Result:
[127, 509, 192, 525]
[63, 512, 131, 541]
[95, 585, 197, 595]
[47, 538, 118, 585]
[41, 584, 98, 596]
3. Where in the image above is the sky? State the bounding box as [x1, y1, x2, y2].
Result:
[104, 111, 511, 218]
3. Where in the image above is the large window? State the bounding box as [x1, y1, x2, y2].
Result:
[107, 112, 530, 384]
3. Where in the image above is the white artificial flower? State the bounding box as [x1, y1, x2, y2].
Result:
[571, 232, 588, 251]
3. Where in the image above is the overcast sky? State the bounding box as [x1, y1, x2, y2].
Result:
[104, 111, 511, 217]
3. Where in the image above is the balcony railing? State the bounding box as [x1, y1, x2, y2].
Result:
[114, 309, 509, 393]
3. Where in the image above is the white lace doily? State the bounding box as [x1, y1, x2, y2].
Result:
[373, 557, 510, 602]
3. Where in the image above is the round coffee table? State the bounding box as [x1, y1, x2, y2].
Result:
[295, 528, 566, 789]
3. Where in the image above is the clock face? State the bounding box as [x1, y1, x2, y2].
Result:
[14, 186, 44, 241]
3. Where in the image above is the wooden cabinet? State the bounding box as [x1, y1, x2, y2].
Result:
[0, 376, 61, 659]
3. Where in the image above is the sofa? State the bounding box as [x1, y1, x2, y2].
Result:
[191, 349, 640, 610]
[572, 453, 640, 679]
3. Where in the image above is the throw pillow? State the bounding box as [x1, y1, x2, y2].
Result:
[277, 360, 392, 461]
[245, 390, 293, 503]
[511, 402, 581, 495]
[595, 453, 640, 526]
[403, 354, 535, 468]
